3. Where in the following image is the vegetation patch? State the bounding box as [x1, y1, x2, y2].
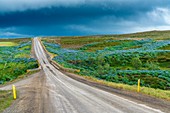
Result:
[42, 30, 170, 48]
[0, 90, 13, 113]
[42, 36, 117, 49]
[81, 75, 170, 100]
[0, 42, 17, 46]
[43, 38, 170, 90]
[159, 44, 170, 50]
[0, 40, 38, 84]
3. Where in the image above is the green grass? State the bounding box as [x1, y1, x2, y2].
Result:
[14, 53, 30, 58]
[81, 40, 131, 52]
[0, 40, 38, 84]
[0, 38, 31, 43]
[159, 45, 170, 50]
[42, 30, 170, 49]
[0, 42, 17, 46]
[19, 45, 31, 50]
[0, 90, 13, 113]
[0, 62, 38, 84]
[81, 75, 170, 100]
[42, 36, 116, 49]
[104, 30, 170, 40]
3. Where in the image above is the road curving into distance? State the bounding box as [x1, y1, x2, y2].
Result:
[31, 37, 165, 113]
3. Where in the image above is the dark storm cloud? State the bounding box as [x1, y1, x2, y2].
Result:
[0, 0, 170, 37]
[0, 0, 168, 13]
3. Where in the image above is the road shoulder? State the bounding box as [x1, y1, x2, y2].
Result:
[62, 70, 170, 113]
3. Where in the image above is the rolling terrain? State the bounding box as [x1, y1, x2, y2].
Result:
[1, 37, 169, 113]
[42, 31, 170, 92]
[0, 31, 170, 113]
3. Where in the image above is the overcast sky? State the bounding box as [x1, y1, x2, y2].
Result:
[0, 0, 170, 38]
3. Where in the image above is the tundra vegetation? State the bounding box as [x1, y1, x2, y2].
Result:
[0, 90, 13, 113]
[43, 31, 170, 91]
[0, 38, 38, 84]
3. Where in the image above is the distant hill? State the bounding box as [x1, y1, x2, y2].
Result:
[104, 30, 170, 39]
[1, 30, 170, 39]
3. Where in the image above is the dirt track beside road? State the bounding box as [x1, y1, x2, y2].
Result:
[2, 70, 56, 113]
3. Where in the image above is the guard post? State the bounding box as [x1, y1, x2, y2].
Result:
[137, 79, 140, 92]
[12, 85, 16, 100]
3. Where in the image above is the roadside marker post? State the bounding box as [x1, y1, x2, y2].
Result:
[137, 79, 140, 92]
[12, 85, 17, 100]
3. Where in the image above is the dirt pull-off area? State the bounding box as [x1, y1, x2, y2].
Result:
[2, 70, 55, 113]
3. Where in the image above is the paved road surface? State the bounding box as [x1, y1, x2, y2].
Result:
[2, 37, 165, 113]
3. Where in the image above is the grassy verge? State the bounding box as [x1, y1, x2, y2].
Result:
[77, 74, 170, 101]
[0, 42, 17, 46]
[0, 69, 40, 87]
[0, 90, 13, 113]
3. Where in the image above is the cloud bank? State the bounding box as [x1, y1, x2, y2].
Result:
[0, 0, 169, 13]
[0, 0, 170, 37]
